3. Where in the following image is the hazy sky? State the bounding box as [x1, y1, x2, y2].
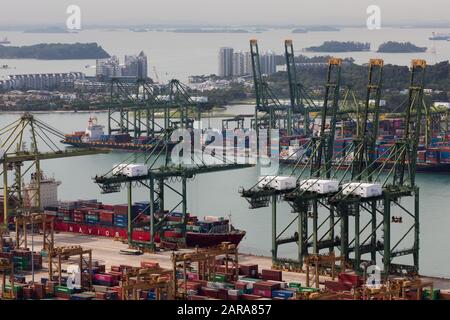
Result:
[1, 0, 449, 26]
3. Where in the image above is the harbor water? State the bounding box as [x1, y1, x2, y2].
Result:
[2, 27, 450, 81]
[0, 111, 449, 278]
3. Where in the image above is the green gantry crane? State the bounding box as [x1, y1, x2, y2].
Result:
[0, 113, 109, 222]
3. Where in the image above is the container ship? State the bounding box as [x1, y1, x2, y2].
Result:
[45, 201, 246, 248]
[0, 171, 246, 248]
[65, 116, 450, 173]
[61, 117, 175, 152]
[279, 117, 450, 173]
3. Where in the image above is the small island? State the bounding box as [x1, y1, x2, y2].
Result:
[377, 41, 427, 53]
[23, 26, 72, 34]
[0, 43, 111, 60]
[292, 28, 308, 34]
[305, 41, 370, 52]
[306, 26, 340, 32]
[172, 28, 249, 34]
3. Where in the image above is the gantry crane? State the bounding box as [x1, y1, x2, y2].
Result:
[107, 78, 212, 138]
[0, 113, 108, 222]
[241, 57, 343, 270]
[95, 79, 252, 251]
[323, 59, 384, 272]
[327, 59, 426, 276]
[250, 40, 292, 136]
[284, 39, 322, 136]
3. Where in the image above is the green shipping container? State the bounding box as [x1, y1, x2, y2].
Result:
[5, 284, 24, 293]
[295, 287, 320, 293]
[422, 288, 440, 300]
[213, 274, 226, 282]
[55, 285, 74, 295]
[289, 282, 302, 289]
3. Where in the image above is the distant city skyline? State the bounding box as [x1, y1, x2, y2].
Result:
[1, 1, 450, 27]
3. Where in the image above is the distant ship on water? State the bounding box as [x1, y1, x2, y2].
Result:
[0, 37, 11, 44]
[429, 32, 450, 41]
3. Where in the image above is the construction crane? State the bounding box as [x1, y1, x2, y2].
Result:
[0, 113, 109, 222]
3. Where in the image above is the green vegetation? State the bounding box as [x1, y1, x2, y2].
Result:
[0, 43, 111, 60]
[305, 41, 370, 52]
[377, 41, 427, 53]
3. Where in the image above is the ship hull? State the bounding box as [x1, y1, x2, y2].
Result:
[186, 230, 246, 247]
[61, 139, 175, 153]
[53, 221, 246, 248]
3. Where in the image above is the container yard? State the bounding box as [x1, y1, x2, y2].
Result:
[2, 231, 450, 301]
[2, 3, 450, 316]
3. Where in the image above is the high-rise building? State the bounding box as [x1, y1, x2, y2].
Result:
[232, 51, 245, 76]
[260, 51, 277, 75]
[96, 51, 148, 80]
[243, 51, 253, 76]
[137, 51, 148, 80]
[218, 47, 234, 77]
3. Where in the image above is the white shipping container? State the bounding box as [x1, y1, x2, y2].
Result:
[300, 179, 338, 194]
[341, 183, 360, 196]
[258, 176, 276, 189]
[313, 180, 339, 194]
[112, 163, 127, 176]
[355, 183, 382, 198]
[113, 164, 148, 177]
[299, 179, 318, 192]
[272, 176, 296, 191]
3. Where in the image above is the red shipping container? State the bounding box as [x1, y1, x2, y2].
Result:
[261, 269, 282, 282]
[140, 261, 159, 269]
[114, 205, 128, 215]
[189, 295, 208, 301]
[324, 280, 352, 292]
[240, 264, 258, 278]
[234, 282, 248, 291]
[217, 288, 228, 300]
[253, 281, 280, 291]
[95, 273, 114, 282]
[111, 266, 121, 272]
[164, 231, 183, 238]
[201, 287, 219, 299]
[241, 294, 260, 300]
[192, 280, 208, 287]
[338, 272, 363, 287]
[439, 290, 450, 300]
[23, 287, 33, 300]
[95, 292, 106, 300]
